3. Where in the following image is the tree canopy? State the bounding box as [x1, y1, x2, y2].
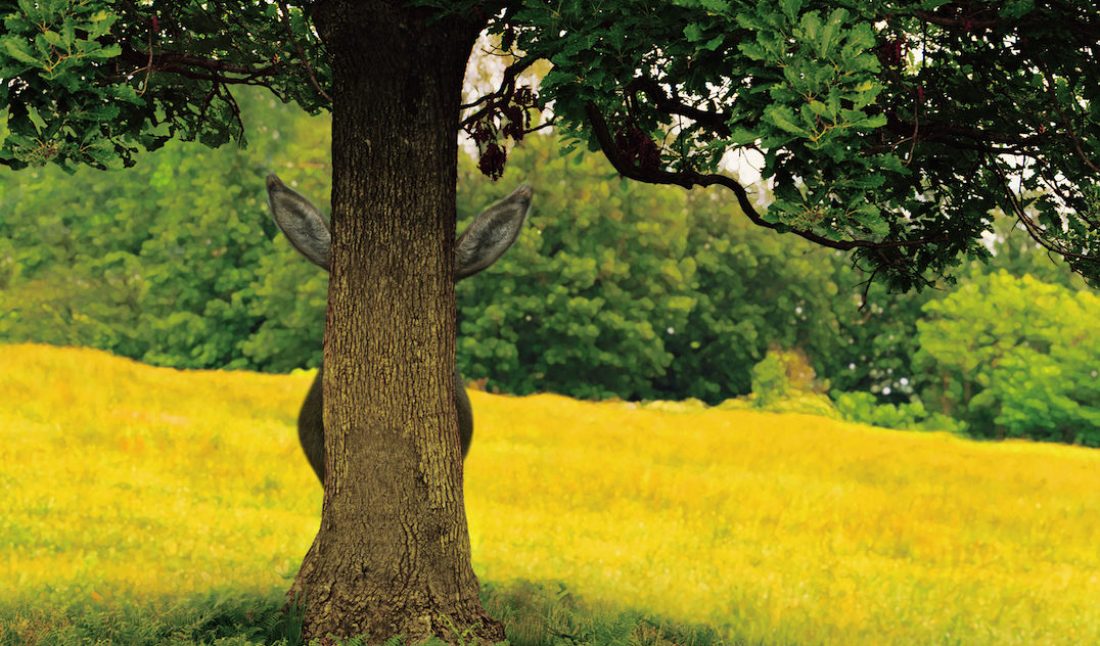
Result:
[2, 0, 1097, 289]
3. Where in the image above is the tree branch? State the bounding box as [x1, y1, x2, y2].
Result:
[276, 0, 332, 104]
[627, 77, 731, 137]
[912, 10, 1000, 31]
[119, 46, 284, 86]
[584, 102, 945, 252]
[460, 54, 537, 127]
[987, 159, 1099, 262]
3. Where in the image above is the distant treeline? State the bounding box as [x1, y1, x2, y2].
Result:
[0, 90, 1095, 445]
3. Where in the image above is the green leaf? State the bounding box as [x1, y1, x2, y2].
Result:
[856, 113, 887, 130]
[817, 8, 847, 56]
[85, 43, 121, 61]
[850, 203, 887, 235]
[0, 107, 9, 149]
[764, 105, 810, 136]
[683, 23, 705, 42]
[26, 105, 47, 134]
[845, 23, 876, 50]
[41, 30, 64, 47]
[780, 0, 803, 22]
[738, 41, 768, 61]
[2, 37, 40, 66]
[703, 35, 724, 51]
[798, 11, 822, 43]
[1000, 0, 1035, 18]
[727, 127, 760, 146]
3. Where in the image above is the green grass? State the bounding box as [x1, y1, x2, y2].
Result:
[4, 583, 738, 646]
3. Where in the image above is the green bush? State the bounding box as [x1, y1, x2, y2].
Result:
[744, 349, 839, 418]
[832, 391, 964, 433]
[0, 88, 329, 372]
[750, 351, 790, 409]
[916, 272, 1100, 446]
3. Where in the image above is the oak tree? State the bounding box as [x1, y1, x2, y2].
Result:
[2, 0, 1097, 642]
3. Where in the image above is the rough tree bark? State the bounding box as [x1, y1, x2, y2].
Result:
[289, 2, 500, 642]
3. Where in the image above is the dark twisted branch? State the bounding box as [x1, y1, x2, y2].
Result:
[627, 77, 731, 137]
[1037, 62, 1100, 174]
[627, 72, 1052, 158]
[459, 54, 537, 128]
[911, 6, 1100, 41]
[912, 10, 1000, 30]
[584, 102, 947, 252]
[119, 46, 286, 92]
[120, 47, 282, 78]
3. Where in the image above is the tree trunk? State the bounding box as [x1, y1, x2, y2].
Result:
[290, 2, 499, 643]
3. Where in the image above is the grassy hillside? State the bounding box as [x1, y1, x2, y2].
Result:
[2, 344, 1098, 645]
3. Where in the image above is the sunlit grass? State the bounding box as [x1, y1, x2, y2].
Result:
[2, 343, 1099, 644]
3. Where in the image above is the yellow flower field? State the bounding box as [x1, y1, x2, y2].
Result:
[2, 343, 1099, 644]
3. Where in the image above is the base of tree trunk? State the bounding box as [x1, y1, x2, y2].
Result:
[289, 544, 505, 644]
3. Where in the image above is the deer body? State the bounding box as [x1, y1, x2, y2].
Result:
[295, 364, 473, 482]
[266, 175, 531, 483]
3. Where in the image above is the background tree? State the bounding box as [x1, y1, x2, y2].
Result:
[455, 133, 849, 402]
[915, 271, 1100, 445]
[2, 0, 1098, 642]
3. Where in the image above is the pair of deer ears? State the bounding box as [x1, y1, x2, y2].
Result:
[265, 174, 533, 280]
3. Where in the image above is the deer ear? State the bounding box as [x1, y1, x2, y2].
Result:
[266, 174, 331, 271]
[455, 183, 533, 281]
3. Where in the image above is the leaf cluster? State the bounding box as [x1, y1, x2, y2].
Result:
[0, 0, 328, 169]
[0, 88, 326, 369]
[508, 0, 1100, 287]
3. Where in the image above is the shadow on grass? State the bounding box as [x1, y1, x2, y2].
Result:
[483, 579, 735, 646]
[1, 580, 742, 646]
[0, 588, 301, 646]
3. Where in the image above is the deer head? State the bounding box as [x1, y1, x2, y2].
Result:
[263, 173, 533, 479]
[265, 174, 533, 279]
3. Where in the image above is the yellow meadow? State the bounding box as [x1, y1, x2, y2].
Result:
[2, 344, 1098, 644]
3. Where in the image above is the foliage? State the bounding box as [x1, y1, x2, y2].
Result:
[456, 133, 850, 402]
[0, 0, 326, 169]
[0, 0, 1095, 435]
[4, 344, 1100, 645]
[509, 0, 1100, 286]
[825, 215, 1092, 403]
[0, 88, 328, 370]
[2, 89, 1094, 443]
[915, 272, 1100, 446]
[2, 95, 857, 400]
[455, 134, 694, 400]
[750, 348, 818, 406]
[744, 348, 964, 432]
[2, 97, 1094, 442]
[741, 347, 838, 418]
[823, 276, 931, 402]
[1, 1, 1096, 286]
[749, 351, 790, 409]
[832, 391, 964, 433]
